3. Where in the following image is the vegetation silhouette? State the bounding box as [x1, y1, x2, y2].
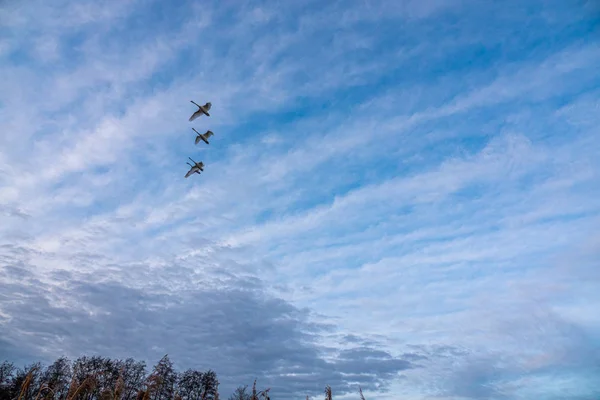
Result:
[0, 356, 367, 400]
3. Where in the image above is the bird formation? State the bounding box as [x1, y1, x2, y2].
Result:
[185, 100, 212, 178]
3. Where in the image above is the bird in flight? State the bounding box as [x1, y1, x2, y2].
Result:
[189, 100, 211, 121]
[185, 157, 205, 178]
[192, 128, 214, 145]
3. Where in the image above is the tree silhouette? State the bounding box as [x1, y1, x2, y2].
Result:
[0, 361, 16, 400]
[146, 355, 177, 400]
[0, 355, 360, 400]
[177, 369, 203, 400]
[226, 386, 250, 400]
[119, 359, 147, 400]
[42, 357, 71, 400]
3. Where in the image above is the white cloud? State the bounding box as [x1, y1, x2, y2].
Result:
[1, 0, 599, 399]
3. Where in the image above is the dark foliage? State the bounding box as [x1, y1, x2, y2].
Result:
[0, 355, 225, 400]
[0, 356, 363, 400]
[226, 386, 250, 400]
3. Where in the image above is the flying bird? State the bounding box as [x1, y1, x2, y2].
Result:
[189, 100, 211, 121]
[192, 128, 214, 145]
[185, 157, 205, 178]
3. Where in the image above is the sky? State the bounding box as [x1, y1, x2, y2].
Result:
[0, 0, 599, 399]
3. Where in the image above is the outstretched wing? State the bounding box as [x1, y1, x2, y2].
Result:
[189, 110, 202, 121]
[185, 166, 198, 178]
[203, 102, 212, 111]
[195, 135, 202, 145]
[205, 130, 214, 138]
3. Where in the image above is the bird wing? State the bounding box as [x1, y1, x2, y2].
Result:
[189, 110, 202, 121]
[204, 102, 211, 111]
[185, 166, 199, 178]
[195, 135, 202, 145]
[205, 131, 214, 138]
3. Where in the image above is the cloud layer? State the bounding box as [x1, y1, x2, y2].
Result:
[1, 0, 599, 398]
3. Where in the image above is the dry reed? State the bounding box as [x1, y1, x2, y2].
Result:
[324, 385, 332, 400]
[10, 366, 368, 400]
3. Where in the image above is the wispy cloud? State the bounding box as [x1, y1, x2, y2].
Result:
[1, 0, 599, 399]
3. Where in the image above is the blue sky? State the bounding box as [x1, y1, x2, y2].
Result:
[1, 0, 599, 398]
